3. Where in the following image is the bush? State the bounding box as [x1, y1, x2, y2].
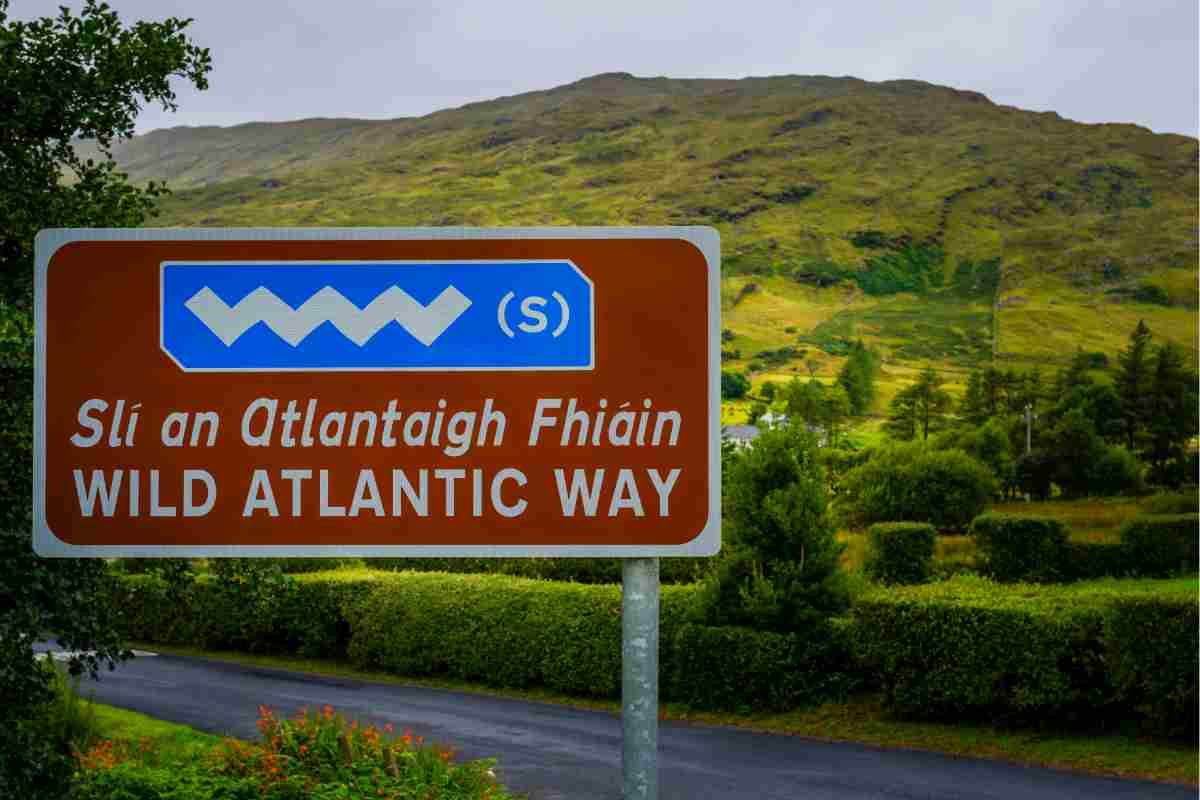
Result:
[1141, 490, 1200, 516]
[699, 423, 848, 633]
[851, 578, 1111, 724]
[969, 514, 1069, 582]
[839, 443, 996, 531]
[1105, 597, 1199, 738]
[864, 523, 936, 585]
[668, 622, 858, 711]
[342, 572, 698, 699]
[1118, 514, 1200, 577]
[1063, 542, 1128, 581]
[269, 558, 366, 574]
[1087, 446, 1144, 496]
[721, 370, 751, 400]
[360, 557, 710, 585]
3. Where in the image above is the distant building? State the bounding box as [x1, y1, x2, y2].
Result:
[758, 410, 790, 429]
[720, 424, 760, 448]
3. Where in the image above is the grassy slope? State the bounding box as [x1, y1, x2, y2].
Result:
[100, 72, 1197, 413]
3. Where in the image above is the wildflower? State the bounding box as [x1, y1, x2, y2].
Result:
[383, 723, 395, 734]
[323, 704, 334, 720]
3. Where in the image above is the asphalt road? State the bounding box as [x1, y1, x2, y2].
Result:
[59, 647, 1193, 800]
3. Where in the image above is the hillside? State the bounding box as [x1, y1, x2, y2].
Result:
[95, 72, 1199, 414]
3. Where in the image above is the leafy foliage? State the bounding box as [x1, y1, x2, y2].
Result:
[851, 576, 1198, 734]
[1118, 514, 1200, 578]
[838, 442, 995, 531]
[0, 3, 209, 795]
[864, 522, 937, 585]
[696, 423, 849, 633]
[720, 369, 751, 400]
[969, 514, 1070, 583]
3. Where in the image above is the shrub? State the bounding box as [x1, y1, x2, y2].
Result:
[839, 443, 996, 531]
[270, 558, 366, 574]
[1087, 446, 1144, 496]
[1118, 514, 1200, 577]
[1063, 542, 1128, 581]
[969, 514, 1068, 582]
[360, 557, 710, 585]
[1141, 490, 1200, 515]
[668, 623, 859, 711]
[864, 523, 936, 585]
[699, 423, 848, 633]
[721, 370, 751, 400]
[342, 572, 698, 699]
[1105, 597, 1199, 738]
[851, 578, 1111, 724]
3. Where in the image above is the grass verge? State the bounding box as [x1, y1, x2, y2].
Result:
[130, 641, 1198, 786]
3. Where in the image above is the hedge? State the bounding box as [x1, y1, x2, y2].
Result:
[863, 523, 936, 585]
[358, 557, 713, 585]
[969, 513, 1069, 582]
[113, 569, 1198, 730]
[851, 576, 1199, 736]
[669, 620, 859, 711]
[1117, 514, 1199, 578]
[1105, 596, 1199, 737]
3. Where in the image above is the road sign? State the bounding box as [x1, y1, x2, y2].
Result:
[34, 227, 720, 557]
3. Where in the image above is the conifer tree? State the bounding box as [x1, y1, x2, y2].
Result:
[1115, 320, 1153, 449]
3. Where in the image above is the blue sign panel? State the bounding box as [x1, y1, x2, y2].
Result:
[160, 260, 593, 371]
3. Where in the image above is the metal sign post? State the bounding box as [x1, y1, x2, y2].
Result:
[622, 557, 660, 800]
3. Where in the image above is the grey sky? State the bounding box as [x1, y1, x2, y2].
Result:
[15, 0, 1199, 137]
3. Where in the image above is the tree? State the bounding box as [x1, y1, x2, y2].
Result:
[959, 369, 989, 426]
[698, 423, 848, 633]
[1114, 320, 1153, 449]
[759, 380, 777, 402]
[883, 384, 919, 440]
[0, 2, 210, 794]
[785, 377, 826, 427]
[721, 370, 751, 400]
[823, 384, 852, 448]
[1144, 341, 1199, 481]
[887, 367, 951, 441]
[836, 339, 878, 416]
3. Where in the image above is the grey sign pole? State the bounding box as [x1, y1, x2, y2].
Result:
[622, 557, 660, 800]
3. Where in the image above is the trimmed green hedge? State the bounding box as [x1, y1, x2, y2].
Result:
[1118, 514, 1199, 577]
[1105, 596, 1199, 737]
[359, 557, 712, 585]
[864, 523, 936, 585]
[669, 621, 859, 711]
[851, 576, 1199, 736]
[114, 569, 1198, 731]
[969, 513, 1069, 582]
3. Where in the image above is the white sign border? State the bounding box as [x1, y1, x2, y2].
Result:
[33, 226, 721, 559]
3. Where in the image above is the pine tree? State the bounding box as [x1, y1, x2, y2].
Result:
[1115, 320, 1153, 449]
[960, 369, 989, 425]
[1145, 341, 1198, 471]
[884, 385, 919, 440]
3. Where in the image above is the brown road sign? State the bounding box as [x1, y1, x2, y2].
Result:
[34, 227, 720, 557]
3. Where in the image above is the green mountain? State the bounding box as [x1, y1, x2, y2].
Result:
[99, 72, 1199, 413]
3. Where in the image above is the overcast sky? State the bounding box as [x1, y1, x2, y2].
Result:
[15, 0, 1199, 137]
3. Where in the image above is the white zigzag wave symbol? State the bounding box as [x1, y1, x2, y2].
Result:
[184, 285, 472, 348]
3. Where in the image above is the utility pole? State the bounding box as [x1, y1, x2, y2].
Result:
[1024, 402, 1035, 455]
[1023, 402, 1036, 504]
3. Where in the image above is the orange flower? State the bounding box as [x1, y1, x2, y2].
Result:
[323, 704, 334, 719]
[299, 745, 308, 755]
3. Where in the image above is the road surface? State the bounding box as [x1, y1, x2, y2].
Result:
[53, 646, 1193, 800]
